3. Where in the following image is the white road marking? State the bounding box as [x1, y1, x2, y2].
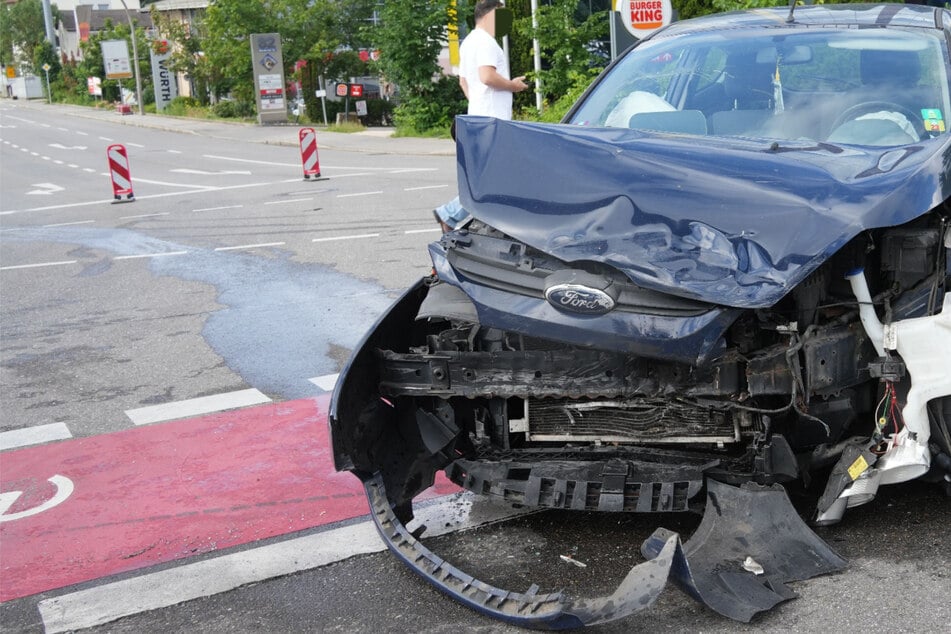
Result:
[36, 493, 531, 634]
[194, 205, 243, 212]
[26, 183, 65, 196]
[0, 260, 77, 271]
[167, 149, 182, 154]
[125, 142, 145, 148]
[0, 179, 319, 215]
[390, 168, 438, 173]
[124, 388, 271, 425]
[98, 136, 113, 141]
[264, 198, 312, 205]
[113, 251, 188, 261]
[327, 172, 372, 179]
[75, 131, 89, 136]
[308, 373, 339, 391]
[404, 184, 448, 191]
[214, 242, 286, 251]
[203, 155, 396, 171]
[55, 127, 68, 132]
[171, 168, 252, 176]
[312, 233, 379, 243]
[68, 164, 79, 169]
[337, 190, 382, 198]
[43, 220, 94, 227]
[48, 143, 87, 150]
[404, 227, 441, 235]
[134, 177, 217, 190]
[30, 151, 38, 156]
[119, 212, 170, 219]
[0, 475, 74, 522]
[0, 423, 72, 451]
[83, 168, 96, 173]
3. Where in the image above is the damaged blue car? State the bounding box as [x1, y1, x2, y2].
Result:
[330, 3, 951, 629]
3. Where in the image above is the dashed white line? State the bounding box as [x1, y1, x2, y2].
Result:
[0, 260, 77, 271]
[54, 159, 64, 164]
[30, 151, 38, 156]
[336, 191, 382, 198]
[390, 168, 439, 173]
[75, 131, 89, 136]
[194, 205, 243, 212]
[404, 184, 449, 191]
[82, 168, 96, 173]
[308, 373, 339, 391]
[56, 127, 68, 132]
[328, 172, 373, 179]
[312, 233, 379, 243]
[113, 251, 188, 261]
[68, 163, 79, 169]
[98, 136, 113, 141]
[264, 198, 313, 206]
[0, 423, 72, 451]
[167, 149, 182, 154]
[43, 220, 94, 227]
[214, 242, 286, 251]
[124, 388, 271, 426]
[404, 227, 441, 235]
[125, 142, 145, 148]
[119, 212, 169, 219]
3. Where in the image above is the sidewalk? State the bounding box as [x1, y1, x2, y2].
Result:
[5, 100, 456, 157]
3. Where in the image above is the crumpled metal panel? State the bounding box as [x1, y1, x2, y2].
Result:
[454, 117, 951, 309]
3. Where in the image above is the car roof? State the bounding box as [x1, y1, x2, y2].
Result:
[654, 3, 948, 39]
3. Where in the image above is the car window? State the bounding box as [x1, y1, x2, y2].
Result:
[569, 28, 951, 146]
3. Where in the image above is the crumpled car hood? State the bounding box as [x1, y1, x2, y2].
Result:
[454, 117, 951, 308]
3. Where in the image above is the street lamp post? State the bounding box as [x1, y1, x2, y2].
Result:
[118, 0, 144, 115]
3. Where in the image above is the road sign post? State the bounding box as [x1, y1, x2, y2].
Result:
[42, 63, 51, 104]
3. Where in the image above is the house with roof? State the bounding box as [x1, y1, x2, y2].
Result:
[56, 3, 152, 62]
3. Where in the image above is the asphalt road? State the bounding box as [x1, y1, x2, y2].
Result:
[1, 100, 949, 633]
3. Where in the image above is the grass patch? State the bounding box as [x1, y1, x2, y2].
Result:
[326, 121, 367, 133]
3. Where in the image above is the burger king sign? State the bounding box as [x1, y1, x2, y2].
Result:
[615, 0, 673, 38]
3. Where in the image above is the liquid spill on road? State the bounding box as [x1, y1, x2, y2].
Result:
[3, 227, 394, 398]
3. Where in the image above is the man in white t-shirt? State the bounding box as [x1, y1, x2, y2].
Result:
[434, 0, 528, 231]
[459, 0, 527, 119]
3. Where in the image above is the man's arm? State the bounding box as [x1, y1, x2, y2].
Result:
[478, 65, 528, 93]
[459, 76, 469, 99]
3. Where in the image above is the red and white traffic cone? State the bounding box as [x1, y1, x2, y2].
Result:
[107, 144, 135, 203]
[299, 127, 327, 181]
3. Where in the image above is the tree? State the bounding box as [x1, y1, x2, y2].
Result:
[373, 0, 462, 132]
[74, 18, 152, 104]
[0, 0, 57, 71]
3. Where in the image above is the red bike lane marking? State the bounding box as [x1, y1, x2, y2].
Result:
[0, 396, 458, 602]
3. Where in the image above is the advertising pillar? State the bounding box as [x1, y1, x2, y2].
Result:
[250, 33, 287, 125]
[150, 40, 178, 112]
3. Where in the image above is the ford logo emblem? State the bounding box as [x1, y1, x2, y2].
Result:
[545, 284, 616, 315]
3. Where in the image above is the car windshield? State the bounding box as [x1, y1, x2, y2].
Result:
[568, 27, 951, 146]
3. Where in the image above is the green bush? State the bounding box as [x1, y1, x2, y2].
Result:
[212, 99, 255, 119]
[163, 96, 201, 116]
[393, 76, 466, 135]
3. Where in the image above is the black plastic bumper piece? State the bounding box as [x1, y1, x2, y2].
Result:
[641, 479, 847, 622]
[363, 472, 681, 630]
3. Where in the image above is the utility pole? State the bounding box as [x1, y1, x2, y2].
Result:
[530, 0, 542, 112]
[41, 0, 55, 45]
[118, 0, 145, 115]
